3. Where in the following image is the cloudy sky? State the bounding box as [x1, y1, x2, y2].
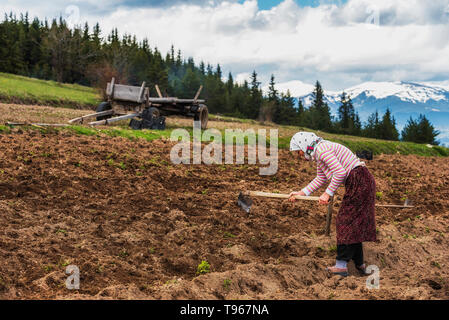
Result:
[2, 0, 449, 91]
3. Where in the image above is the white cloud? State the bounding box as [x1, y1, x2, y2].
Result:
[235, 72, 251, 85]
[2, 0, 449, 90]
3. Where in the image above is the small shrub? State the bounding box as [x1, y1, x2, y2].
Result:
[223, 279, 231, 290]
[223, 231, 236, 239]
[119, 249, 129, 258]
[197, 260, 211, 275]
[42, 264, 54, 273]
[118, 162, 126, 170]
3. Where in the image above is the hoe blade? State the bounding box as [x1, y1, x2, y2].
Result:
[404, 198, 414, 208]
[238, 192, 253, 214]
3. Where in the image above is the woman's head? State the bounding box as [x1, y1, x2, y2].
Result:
[290, 132, 322, 161]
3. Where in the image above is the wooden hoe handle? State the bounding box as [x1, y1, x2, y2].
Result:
[247, 191, 320, 201]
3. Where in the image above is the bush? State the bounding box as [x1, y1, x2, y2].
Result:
[196, 260, 211, 275]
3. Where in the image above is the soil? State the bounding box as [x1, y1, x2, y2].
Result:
[0, 116, 448, 300]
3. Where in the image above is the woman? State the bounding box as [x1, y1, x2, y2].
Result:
[288, 132, 376, 277]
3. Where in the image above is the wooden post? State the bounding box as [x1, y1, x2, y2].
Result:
[155, 85, 163, 98]
[193, 85, 203, 103]
[138, 82, 146, 103]
[110, 77, 115, 99]
[325, 197, 334, 236]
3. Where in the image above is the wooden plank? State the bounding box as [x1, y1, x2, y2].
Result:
[88, 113, 140, 126]
[148, 97, 206, 104]
[106, 77, 115, 97]
[177, 99, 206, 104]
[6, 122, 69, 127]
[155, 85, 163, 98]
[68, 110, 114, 124]
[138, 82, 146, 103]
[106, 82, 112, 97]
[113, 84, 144, 102]
[193, 85, 203, 103]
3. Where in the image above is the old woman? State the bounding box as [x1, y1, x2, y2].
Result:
[289, 132, 377, 277]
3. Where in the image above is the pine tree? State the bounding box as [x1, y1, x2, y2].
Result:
[363, 110, 380, 138]
[273, 90, 297, 125]
[379, 108, 399, 140]
[402, 114, 440, 145]
[226, 72, 233, 95]
[297, 99, 306, 127]
[267, 74, 278, 102]
[247, 70, 263, 119]
[309, 81, 332, 131]
[352, 112, 362, 136]
[337, 92, 350, 133]
[181, 68, 201, 98]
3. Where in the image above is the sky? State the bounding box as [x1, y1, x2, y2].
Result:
[1, 0, 449, 92]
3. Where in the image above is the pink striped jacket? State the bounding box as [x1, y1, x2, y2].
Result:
[301, 141, 364, 197]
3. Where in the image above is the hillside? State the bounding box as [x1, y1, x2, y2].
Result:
[0, 73, 101, 109]
[0, 73, 448, 157]
[0, 102, 448, 158]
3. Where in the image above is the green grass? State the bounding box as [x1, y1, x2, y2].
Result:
[277, 128, 449, 157]
[66, 125, 172, 142]
[0, 72, 100, 108]
[203, 114, 449, 157]
[2, 122, 448, 157]
[0, 125, 11, 133]
[209, 114, 259, 124]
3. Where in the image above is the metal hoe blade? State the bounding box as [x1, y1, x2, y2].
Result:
[238, 192, 253, 214]
[404, 199, 412, 207]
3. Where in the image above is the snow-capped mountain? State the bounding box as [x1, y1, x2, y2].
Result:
[290, 81, 449, 146]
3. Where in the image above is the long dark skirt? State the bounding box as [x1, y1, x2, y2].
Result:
[336, 166, 377, 245]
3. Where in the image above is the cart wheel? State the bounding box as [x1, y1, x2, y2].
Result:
[96, 102, 112, 121]
[146, 107, 160, 119]
[194, 104, 208, 130]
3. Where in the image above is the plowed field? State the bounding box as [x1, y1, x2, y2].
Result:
[0, 125, 448, 300]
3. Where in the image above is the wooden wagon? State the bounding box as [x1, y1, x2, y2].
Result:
[69, 78, 208, 130]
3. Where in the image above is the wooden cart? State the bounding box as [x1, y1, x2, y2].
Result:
[69, 78, 209, 130]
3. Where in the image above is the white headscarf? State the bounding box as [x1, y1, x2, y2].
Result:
[290, 132, 323, 161]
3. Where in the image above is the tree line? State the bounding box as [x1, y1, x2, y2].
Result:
[0, 12, 440, 145]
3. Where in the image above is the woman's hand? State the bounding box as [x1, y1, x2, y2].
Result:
[288, 191, 306, 202]
[319, 192, 331, 205]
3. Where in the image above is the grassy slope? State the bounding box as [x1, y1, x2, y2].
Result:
[1, 122, 448, 157]
[0, 72, 100, 108]
[209, 115, 449, 157]
[0, 72, 447, 157]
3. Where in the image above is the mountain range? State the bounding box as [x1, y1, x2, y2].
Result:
[269, 81, 449, 146]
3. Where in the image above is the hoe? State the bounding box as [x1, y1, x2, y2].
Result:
[237, 191, 414, 236]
